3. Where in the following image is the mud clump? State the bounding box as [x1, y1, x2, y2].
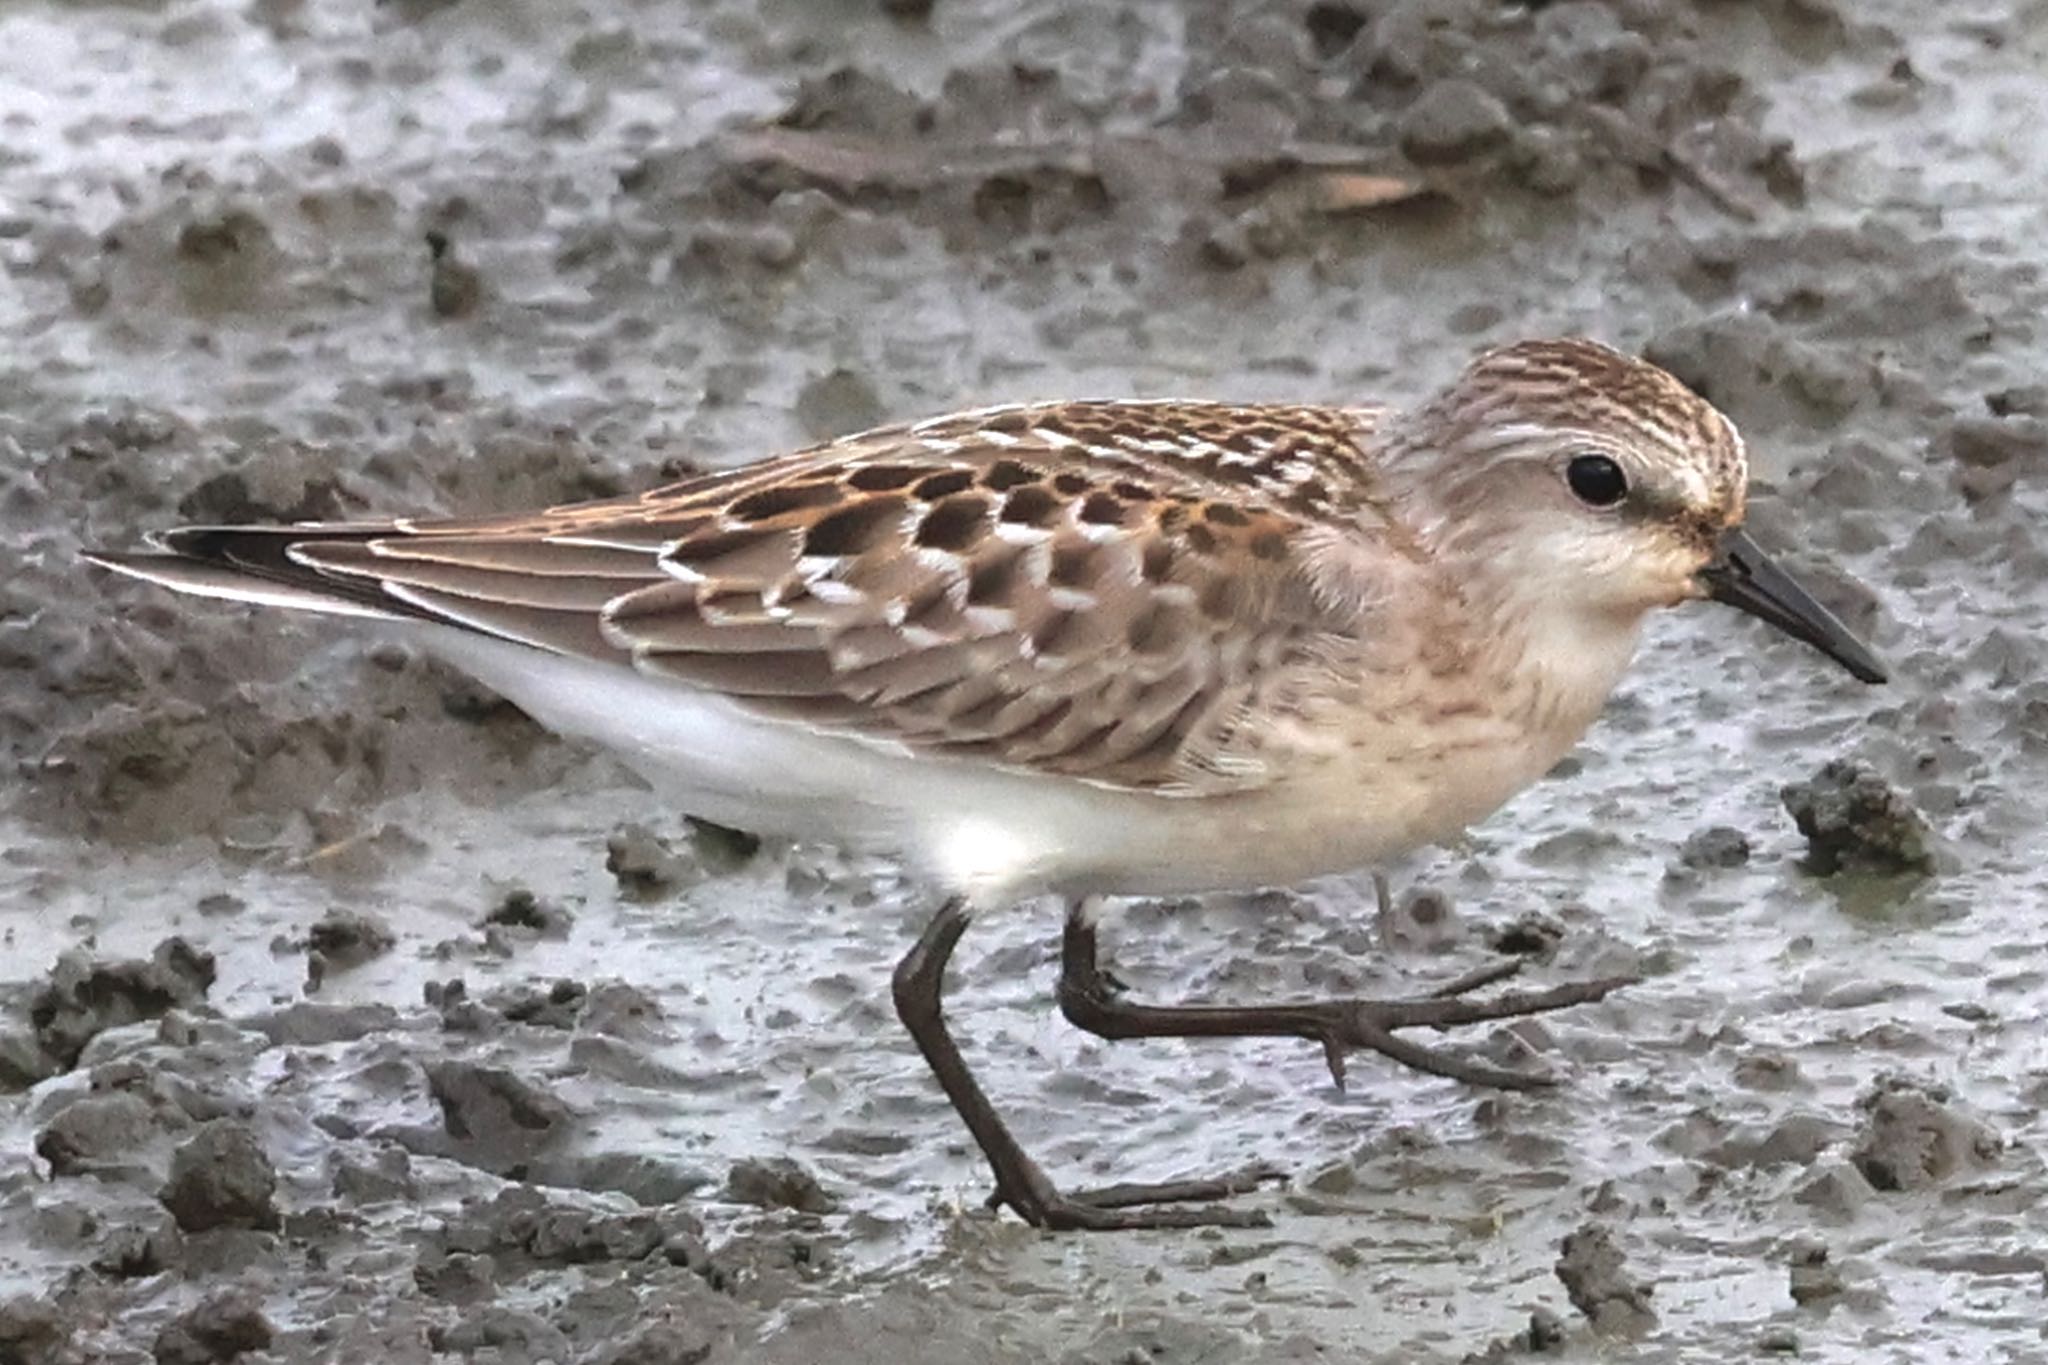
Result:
[1555, 1222, 1656, 1336]
[94, 1213, 185, 1281]
[1341, 0, 1800, 212]
[304, 908, 396, 966]
[1849, 1075, 2001, 1191]
[1397, 79, 1512, 166]
[0, 1030, 56, 1091]
[430, 1185, 709, 1272]
[0, 1296, 65, 1365]
[36, 1089, 190, 1177]
[425, 229, 485, 321]
[151, 1287, 273, 1365]
[1781, 760, 1937, 876]
[579, 981, 667, 1040]
[723, 1156, 837, 1214]
[27, 937, 216, 1073]
[483, 978, 588, 1029]
[160, 1120, 279, 1233]
[1787, 1236, 1845, 1306]
[685, 817, 763, 872]
[606, 824, 695, 898]
[1467, 1306, 1569, 1360]
[241, 1000, 399, 1047]
[592, 1318, 718, 1365]
[1678, 824, 1752, 870]
[426, 1310, 568, 1361]
[1484, 909, 1565, 957]
[1756, 1326, 1801, 1355]
[1947, 413, 2048, 502]
[330, 1146, 417, 1207]
[420, 1060, 574, 1176]
[483, 886, 575, 937]
[606, 821, 760, 898]
[302, 908, 396, 992]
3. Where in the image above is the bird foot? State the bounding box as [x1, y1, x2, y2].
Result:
[1059, 911, 1637, 1092]
[1290, 971, 1639, 1091]
[985, 1159, 1282, 1231]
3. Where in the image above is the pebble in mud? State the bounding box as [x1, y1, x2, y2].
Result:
[685, 816, 764, 872]
[1555, 1223, 1656, 1336]
[1780, 759, 1937, 876]
[160, 1120, 279, 1233]
[150, 1287, 273, 1365]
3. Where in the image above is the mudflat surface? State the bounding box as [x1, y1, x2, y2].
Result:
[1, 2, 2043, 1362]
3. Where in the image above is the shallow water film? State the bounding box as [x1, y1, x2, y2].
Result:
[2, 2, 2043, 1362]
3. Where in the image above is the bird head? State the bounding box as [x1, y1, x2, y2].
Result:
[1385, 337, 1886, 684]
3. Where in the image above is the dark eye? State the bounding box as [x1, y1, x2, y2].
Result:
[1565, 454, 1628, 508]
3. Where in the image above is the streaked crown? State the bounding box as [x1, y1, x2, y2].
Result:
[1406, 337, 1748, 533]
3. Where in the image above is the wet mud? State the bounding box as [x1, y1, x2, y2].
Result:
[1, 1, 2044, 1361]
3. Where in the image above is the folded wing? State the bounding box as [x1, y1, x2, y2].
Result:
[91, 403, 1385, 794]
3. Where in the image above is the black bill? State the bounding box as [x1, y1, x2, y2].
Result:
[1699, 527, 1888, 684]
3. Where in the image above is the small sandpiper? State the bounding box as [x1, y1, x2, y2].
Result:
[89, 338, 1887, 1230]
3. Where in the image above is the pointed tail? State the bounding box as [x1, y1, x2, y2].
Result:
[84, 525, 414, 623]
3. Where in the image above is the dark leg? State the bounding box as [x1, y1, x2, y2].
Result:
[891, 898, 1278, 1230]
[1058, 901, 1635, 1091]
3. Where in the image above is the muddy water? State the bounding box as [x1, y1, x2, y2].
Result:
[2, 1, 2044, 1361]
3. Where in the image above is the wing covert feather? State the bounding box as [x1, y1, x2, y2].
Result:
[203, 401, 1397, 794]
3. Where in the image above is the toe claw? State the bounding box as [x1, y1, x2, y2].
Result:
[1320, 1036, 1349, 1091]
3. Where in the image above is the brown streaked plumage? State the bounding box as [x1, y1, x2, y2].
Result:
[128, 398, 1399, 796]
[86, 337, 1887, 1232]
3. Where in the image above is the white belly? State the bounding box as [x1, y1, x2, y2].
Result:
[419, 629, 1553, 905]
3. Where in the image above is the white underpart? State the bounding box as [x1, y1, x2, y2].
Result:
[408, 626, 1458, 906]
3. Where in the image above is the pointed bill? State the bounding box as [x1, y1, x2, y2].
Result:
[1699, 528, 1887, 684]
